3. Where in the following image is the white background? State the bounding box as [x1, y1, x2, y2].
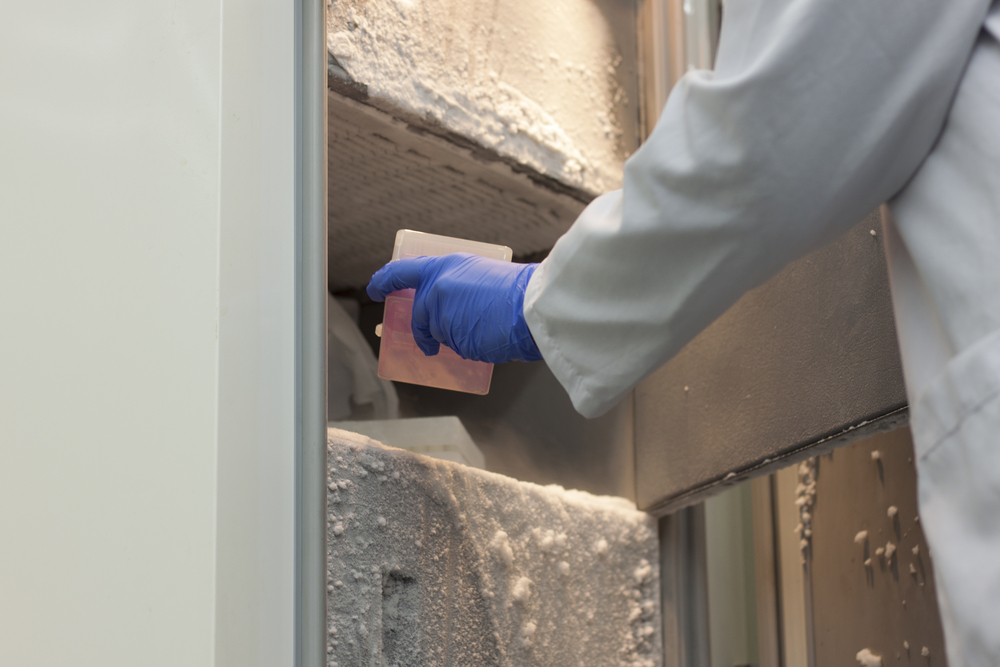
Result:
[0, 2, 297, 664]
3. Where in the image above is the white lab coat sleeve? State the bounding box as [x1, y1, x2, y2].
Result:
[522, 0, 993, 418]
[909, 325, 1000, 667]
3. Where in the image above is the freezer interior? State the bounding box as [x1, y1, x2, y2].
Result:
[323, 1, 950, 664]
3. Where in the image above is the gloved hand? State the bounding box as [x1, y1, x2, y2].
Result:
[366, 253, 543, 364]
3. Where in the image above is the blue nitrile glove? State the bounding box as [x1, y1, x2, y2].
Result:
[366, 253, 543, 364]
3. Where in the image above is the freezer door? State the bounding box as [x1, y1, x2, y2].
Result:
[634, 210, 907, 515]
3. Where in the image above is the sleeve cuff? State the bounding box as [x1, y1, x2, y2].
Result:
[523, 259, 621, 419]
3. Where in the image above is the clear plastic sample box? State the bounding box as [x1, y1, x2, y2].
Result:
[376, 230, 513, 394]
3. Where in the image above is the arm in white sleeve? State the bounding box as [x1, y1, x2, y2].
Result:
[523, 0, 993, 418]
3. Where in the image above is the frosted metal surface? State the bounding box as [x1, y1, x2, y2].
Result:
[635, 214, 908, 514]
[329, 416, 486, 469]
[327, 0, 639, 195]
[325, 428, 662, 666]
[327, 92, 586, 290]
[325, 0, 641, 291]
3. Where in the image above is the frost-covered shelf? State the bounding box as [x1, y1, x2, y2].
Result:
[326, 0, 640, 290]
[325, 428, 661, 666]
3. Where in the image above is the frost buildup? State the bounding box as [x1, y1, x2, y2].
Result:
[855, 648, 883, 666]
[327, 1, 626, 194]
[793, 458, 818, 563]
[325, 428, 662, 667]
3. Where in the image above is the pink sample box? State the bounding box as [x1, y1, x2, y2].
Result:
[375, 230, 513, 394]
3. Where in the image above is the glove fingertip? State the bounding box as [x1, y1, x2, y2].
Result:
[366, 266, 392, 302]
[365, 282, 383, 302]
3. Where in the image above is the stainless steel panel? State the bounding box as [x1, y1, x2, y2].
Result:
[635, 211, 908, 514]
[298, 0, 329, 664]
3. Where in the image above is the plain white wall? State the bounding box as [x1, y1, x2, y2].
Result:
[0, 2, 296, 665]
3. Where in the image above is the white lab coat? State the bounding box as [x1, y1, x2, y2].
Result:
[523, 0, 1000, 663]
